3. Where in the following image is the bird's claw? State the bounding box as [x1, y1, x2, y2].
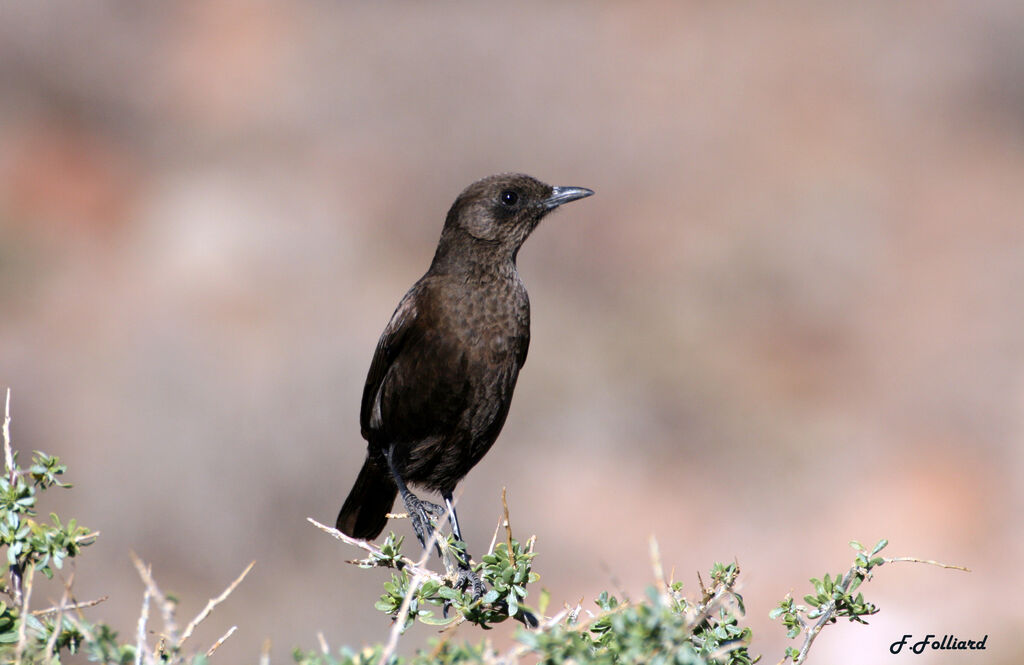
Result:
[403, 495, 445, 555]
[456, 566, 487, 600]
[441, 565, 487, 618]
[422, 500, 446, 519]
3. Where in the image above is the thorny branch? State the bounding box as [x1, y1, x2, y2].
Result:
[130, 552, 253, 664]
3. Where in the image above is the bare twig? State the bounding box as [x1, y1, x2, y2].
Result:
[43, 571, 74, 663]
[649, 536, 668, 603]
[130, 552, 179, 643]
[487, 514, 502, 557]
[32, 595, 109, 616]
[259, 638, 272, 665]
[3, 389, 24, 609]
[501, 487, 515, 567]
[317, 631, 330, 655]
[14, 564, 35, 665]
[884, 556, 970, 572]
[179, 560, 255, 646]
[76, 531, 101, 546]
[135, 582, 152, 665]
[205, 625, 238, 657]
[306, 518, 447, 583]
[3, 389, 13, 483]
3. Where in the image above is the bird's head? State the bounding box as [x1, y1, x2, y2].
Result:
[437, 173, 593, 265]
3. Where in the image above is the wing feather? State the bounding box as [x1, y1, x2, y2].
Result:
[359, 288, 420, 437]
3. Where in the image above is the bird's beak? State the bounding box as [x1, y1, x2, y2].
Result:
[545, 186, 594, 210]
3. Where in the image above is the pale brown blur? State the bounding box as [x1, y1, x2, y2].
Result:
[1, 2, 1022, 663]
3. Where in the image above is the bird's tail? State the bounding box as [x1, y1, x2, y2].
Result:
[336, 456, 397, 540]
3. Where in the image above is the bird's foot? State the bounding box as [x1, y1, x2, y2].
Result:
[455, 565, 487, 601]
[402, 493, 445, 555]
[441, 563, 487, 619]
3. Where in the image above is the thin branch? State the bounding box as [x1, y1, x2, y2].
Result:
[259, 638, 272, 665]
[884, 556, 970, 572]
[130, 552, 179, 644]
[32, 595, 109, 616]
[3, 389, 13, 482]
[793, 566, 856, 665]
[306, 518, 446, 583]
[501, 487, 514, 567]
[135, 582, 152, 665]
[649, 536, 668, 603]
[205, 625, 238, 657]
[179, 560, 255, 646]
[76, 531, 101, 546]
[487, 514, 502, 557]
[43, 571, 74, 663]
[14, 563, 34, 665]
[3, 389, 24, 609]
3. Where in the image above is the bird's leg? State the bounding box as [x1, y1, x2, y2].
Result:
[385, 450, 443, 555]
[444, 494, 464, 543]
[442, 492, 486, 600]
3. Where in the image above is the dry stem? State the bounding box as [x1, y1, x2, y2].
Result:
[179, 560, 255, 646]
[14, 564, 35, 665]
[130, 551, 179, 643]
[205, 625, 238, 657]
[32, 595, 108, 616]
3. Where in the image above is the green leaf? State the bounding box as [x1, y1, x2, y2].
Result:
[418, 613, 455, 626]
[436, 586, 461, 601]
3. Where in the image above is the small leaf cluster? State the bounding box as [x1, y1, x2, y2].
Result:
[564, 578, 752, 665]
[371, 534, 538, 630]
[468, 538, 538, 625]
[293, 639, 498, 665]
[1, 452, 93, 577]
[770, 539, 889, 663]
[355, 533, 407, 570]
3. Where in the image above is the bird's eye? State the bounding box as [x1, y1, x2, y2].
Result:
[500, 190, 519, 206]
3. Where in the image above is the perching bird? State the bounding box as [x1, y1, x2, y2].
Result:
[336, 173, 593, 560]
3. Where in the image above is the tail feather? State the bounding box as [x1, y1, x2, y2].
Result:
[336, 457, 397, 540]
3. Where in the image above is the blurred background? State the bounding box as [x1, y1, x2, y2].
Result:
[2, 1, 1023, 663]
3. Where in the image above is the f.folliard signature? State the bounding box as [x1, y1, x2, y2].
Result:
[890, 634, 988, 655]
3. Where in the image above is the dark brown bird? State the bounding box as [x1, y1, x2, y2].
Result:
[336, 173, 593, 553]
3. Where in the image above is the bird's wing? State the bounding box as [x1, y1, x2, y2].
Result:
[360, 287, 421, 438]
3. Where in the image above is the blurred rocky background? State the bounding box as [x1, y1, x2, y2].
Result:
[2, 1, 1023, 663]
